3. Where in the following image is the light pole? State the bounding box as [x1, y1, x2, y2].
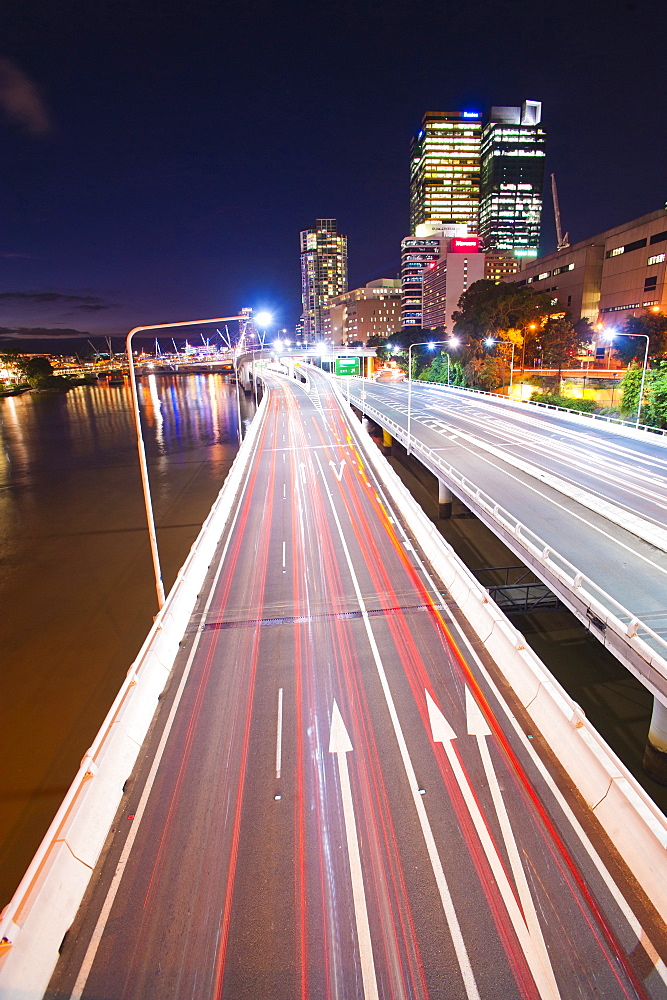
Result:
[485, 337, 516, 395]
[407, 338, 458, 456]
[232, 347, 243, 445]
[126, 314, 243, 611]
[604, 330, 650, 429]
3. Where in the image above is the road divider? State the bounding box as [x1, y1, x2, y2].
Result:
[0, 395, 270, 1000]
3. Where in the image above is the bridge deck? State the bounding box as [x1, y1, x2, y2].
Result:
[49, 371, 667, 1000]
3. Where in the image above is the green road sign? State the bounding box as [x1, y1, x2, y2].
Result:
[335, 357, 360, 376]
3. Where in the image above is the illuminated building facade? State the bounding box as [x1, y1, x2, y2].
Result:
[326, 279, 402, 345]
[409, 111, 482, 235]
[479, 101, 546, 260]
[484, 251, 521, 283]
[422, 238, 486, 332]
[300, 219, 348, 339]
[401, 225, 472, 327]
[506, 208, 667, 323]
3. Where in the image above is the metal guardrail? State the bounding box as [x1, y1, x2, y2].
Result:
[343, 374, 667, 440]
[352, 391, 667, 681]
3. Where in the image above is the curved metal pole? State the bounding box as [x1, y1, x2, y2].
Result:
[407, 339, 451, 457]
[126, 314, 243, 611]
[233, 351, 243, 444]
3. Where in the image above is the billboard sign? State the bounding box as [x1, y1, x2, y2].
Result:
[450, 237, 482, 253]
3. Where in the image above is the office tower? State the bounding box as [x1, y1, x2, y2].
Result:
[300, 219, 348, 340]
[479, 101, 546, 260]
[409, 111, 482, 236]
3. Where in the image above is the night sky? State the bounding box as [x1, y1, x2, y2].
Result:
[0, 0, 664, 352]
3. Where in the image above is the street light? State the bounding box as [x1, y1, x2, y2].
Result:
[485, 337, 516, 395]
[254, 311, 272, 349]
[603, 329, 650, 429]
[407, 338, 458, 456]
[126, 314, 243, 611]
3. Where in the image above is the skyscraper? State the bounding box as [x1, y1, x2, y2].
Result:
[479, 101, 546, 260]
[300, 219, 348, 340]
[409, 111, 482, 236]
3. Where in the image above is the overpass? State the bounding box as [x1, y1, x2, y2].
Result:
[340, 376, 667, 779]
[2, 368, 667, 999]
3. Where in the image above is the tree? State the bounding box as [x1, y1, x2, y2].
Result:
[451, 280, 552, 350]
[474, 355, 506, 391]
[620, 364, 643, 417]
[375, 328, 439, 373]
[612, 313, 667, 365]
[0, 353, 72, 390]
[645, 364, 667, 429]
[539, 317, 580, 376]
[418, 352, 465, 386]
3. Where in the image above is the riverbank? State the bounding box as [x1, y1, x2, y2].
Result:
[0, 375, 254, 904]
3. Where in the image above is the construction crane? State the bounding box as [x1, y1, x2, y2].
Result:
[550, 173, 570, 251]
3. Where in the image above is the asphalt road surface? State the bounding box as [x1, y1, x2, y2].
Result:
[348, 379, 667, 645]
[49, 370, 667, 1000]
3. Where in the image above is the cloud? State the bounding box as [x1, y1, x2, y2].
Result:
[0, 326, 92, 341]
[0, 60, 52, 136]
[0, 291, 112, 311]
[0, 251, 35, 259]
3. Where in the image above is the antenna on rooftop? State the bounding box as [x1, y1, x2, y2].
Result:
[551, 173, 570, 251]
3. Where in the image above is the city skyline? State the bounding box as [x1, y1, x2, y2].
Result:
[0, 0, 663, 351]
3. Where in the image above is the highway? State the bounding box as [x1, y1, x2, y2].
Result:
[49, 370, 667, 999]
[346, 379, 667, 656]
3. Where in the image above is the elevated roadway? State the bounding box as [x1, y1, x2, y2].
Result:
[45, 370, 667, 1000]
[343, 377, 667, 772]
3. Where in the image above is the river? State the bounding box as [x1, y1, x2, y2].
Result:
[0, 374, 253, 905]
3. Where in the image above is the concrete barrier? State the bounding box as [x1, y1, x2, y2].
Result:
[0, 394, 270, 1000]
[333, 377, 667, 920]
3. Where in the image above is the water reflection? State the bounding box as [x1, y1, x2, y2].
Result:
[0, 375, 253, 905]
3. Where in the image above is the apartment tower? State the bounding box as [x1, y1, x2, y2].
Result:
[300, 219, 348, 340]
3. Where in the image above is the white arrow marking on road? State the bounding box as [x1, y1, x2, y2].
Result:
[464, 688, 560, 1000]
[299, 461, 307, 483]
[329, 701, 379, 1000]
[428, 690, 561, 1000]
[329, 458, 347, 481]
[316, 452, 479, 1000]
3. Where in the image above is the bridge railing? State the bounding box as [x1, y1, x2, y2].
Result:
[343, 373, 667, 439]
[352, 392, 667, 690]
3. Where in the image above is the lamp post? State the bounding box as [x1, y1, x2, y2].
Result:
[603, 330, 650, 429]
[126, 314, 243, 611]
[232, 346, 243, 445]
[407, 338, 458, 456]
[485, 337, 516, 395]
